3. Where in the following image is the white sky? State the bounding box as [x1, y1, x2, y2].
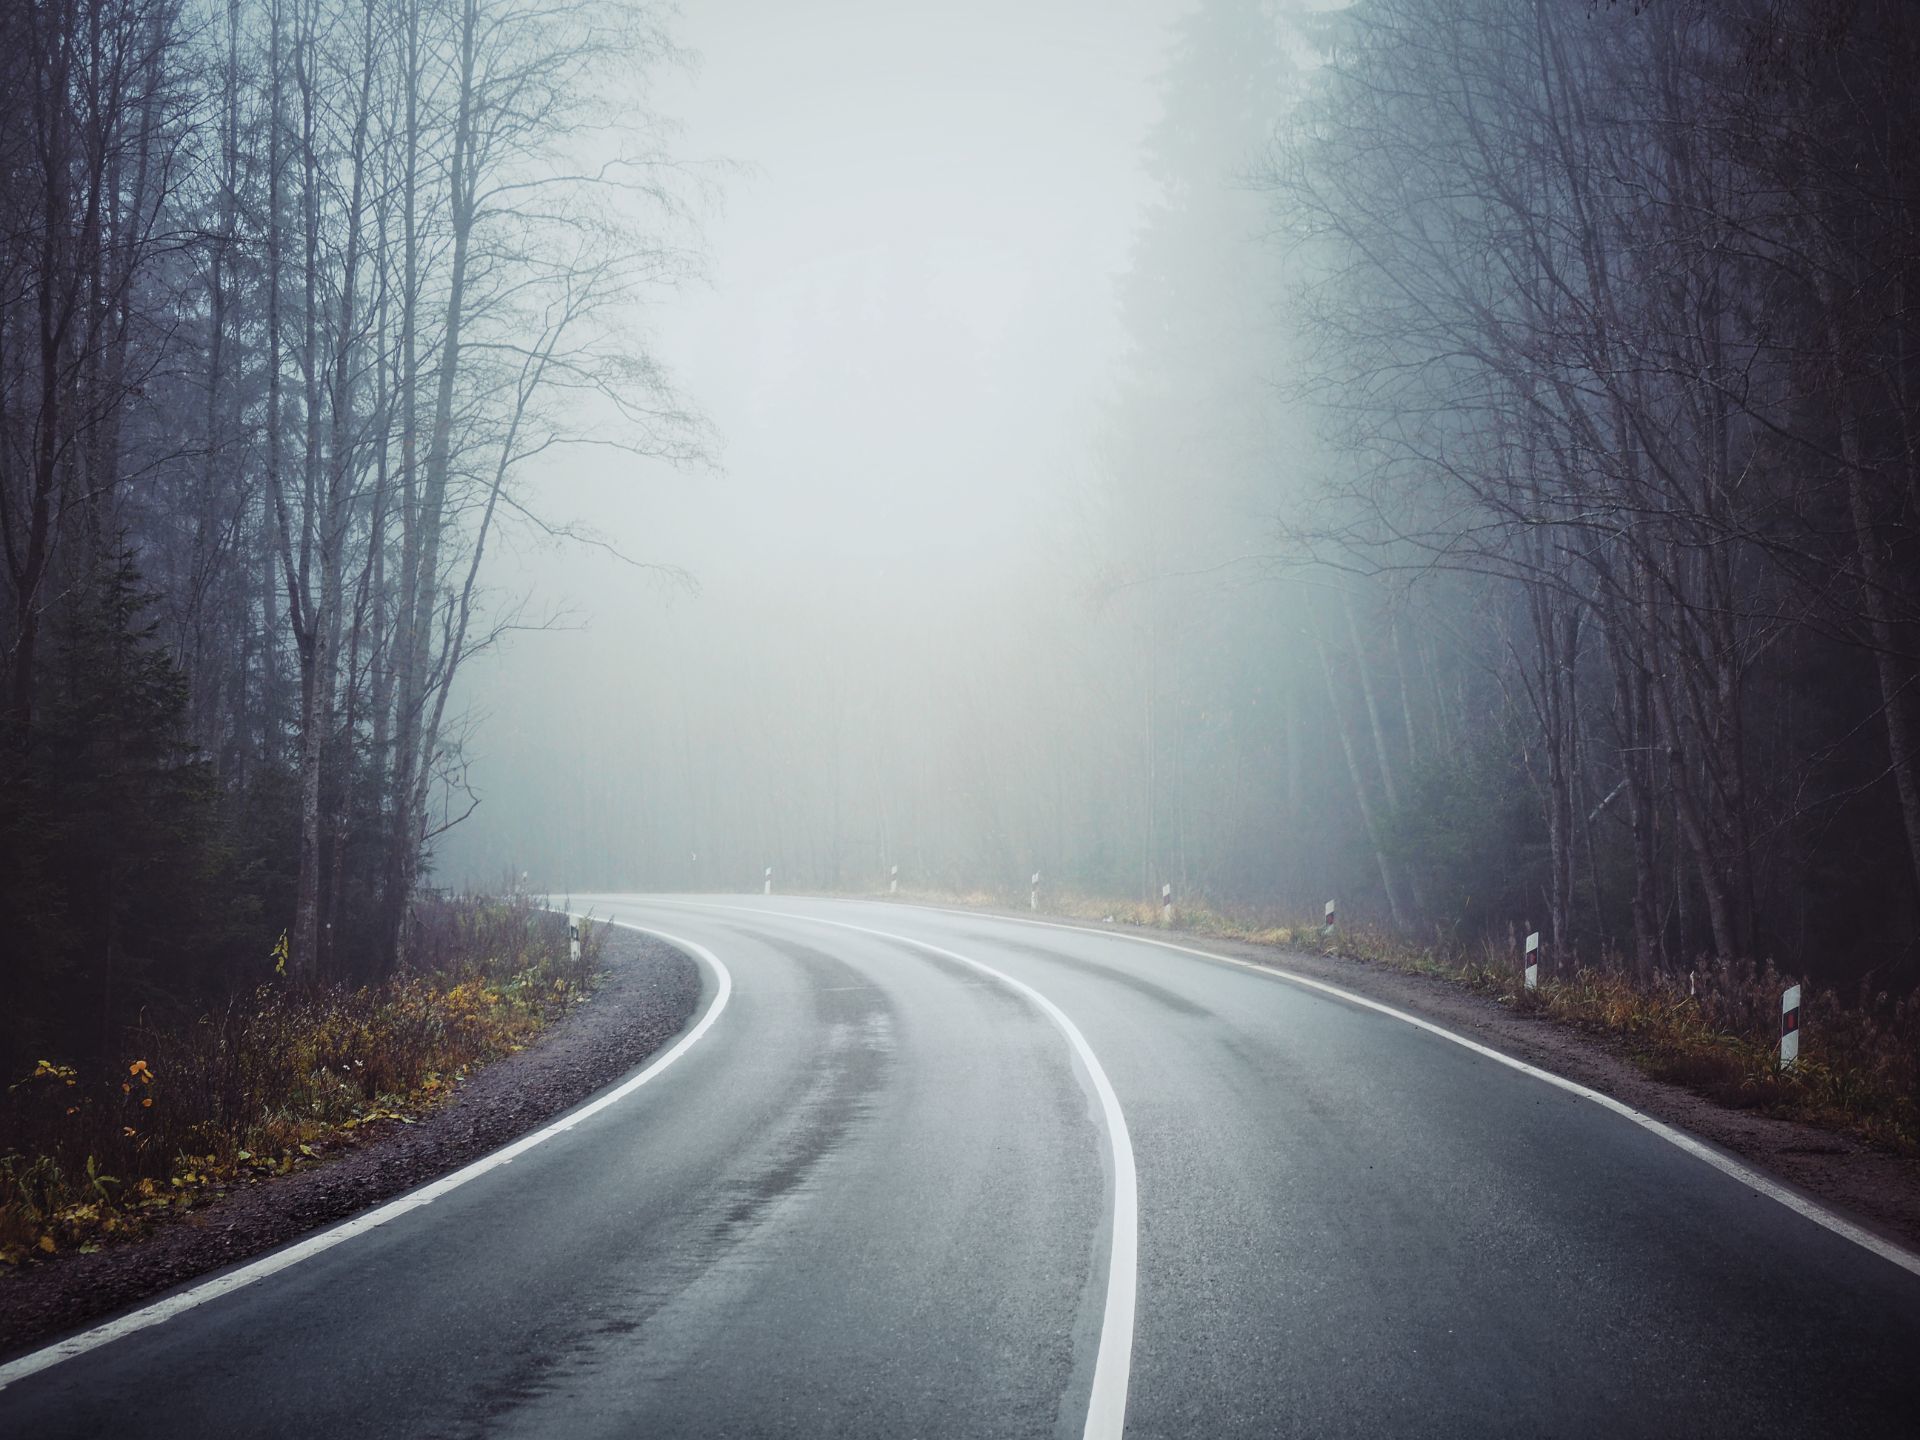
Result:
[513, 0, 1181, 589]
[452, 0, 1188, 880]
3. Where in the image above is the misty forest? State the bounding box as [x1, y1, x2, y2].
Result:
[7, 0, 1920, 1113]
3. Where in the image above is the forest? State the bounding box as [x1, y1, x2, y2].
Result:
[0, 0, 699, 1077]
[6, 1, 1920, 1422]
[1255, 0, 1920, 986]
[457, 0, 1920, 1007]
[9, 0, 1920, 1080]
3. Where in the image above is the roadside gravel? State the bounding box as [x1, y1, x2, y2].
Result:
[0, 927, 700, 1359]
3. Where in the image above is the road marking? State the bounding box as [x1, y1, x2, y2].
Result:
[0, 923, 732, 1391]
[898, 901, 1920, 1281]
[646, 898, 1138, 1440]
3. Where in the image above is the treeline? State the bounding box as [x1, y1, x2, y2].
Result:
[1241, 0, 1920, 979]
[0, 0, 696, 1073]
[467, 0, 1920, 991]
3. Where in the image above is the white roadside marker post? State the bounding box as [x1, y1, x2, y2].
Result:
[1781, 984, 1802, 1069]
[890, 864, 899, 895]
[569, 918, 581, 964]
[1162, 882, 1173, 925]
[1323, 899, 1336, 934]
[1524, 931, 1540, 990]
[764, 866, 772, 896]
[1031, 872, 1040, 911]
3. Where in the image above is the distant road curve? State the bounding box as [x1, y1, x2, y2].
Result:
[6, 894, 1920, 1438]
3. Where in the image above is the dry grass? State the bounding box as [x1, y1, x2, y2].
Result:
[0, 892, 602, 1267]
[889, 885, 1920, 1155]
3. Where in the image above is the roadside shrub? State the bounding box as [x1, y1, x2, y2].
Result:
[0, 891, 602, 1266]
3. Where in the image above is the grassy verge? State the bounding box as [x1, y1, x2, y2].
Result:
[0, 893, 603, 1268]
[896, 887, 1920, 1156]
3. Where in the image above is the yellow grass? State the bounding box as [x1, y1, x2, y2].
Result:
[0, 895, 601, 1267]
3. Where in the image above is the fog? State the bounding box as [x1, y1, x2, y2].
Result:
[15, 0, 1920, 1403]
[16, 0, 1920, 1204]
[421, 0, 1920, 986]
[441, 0, 1206, 894]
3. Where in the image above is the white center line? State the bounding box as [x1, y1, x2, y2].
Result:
[637, 897, 1139, 1440]
[0, 922, 732, 1392]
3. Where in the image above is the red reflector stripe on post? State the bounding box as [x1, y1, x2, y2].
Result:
[1784, 1011, 1799, 1034]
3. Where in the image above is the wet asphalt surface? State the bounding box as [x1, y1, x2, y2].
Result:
[6, 893, 1920, 1437]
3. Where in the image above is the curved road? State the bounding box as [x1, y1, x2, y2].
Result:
[6, 894, 1920, 1437]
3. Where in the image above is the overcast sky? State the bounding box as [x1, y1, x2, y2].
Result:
[447, 0, 1187, 882]
[547, 0, 1179, 574]
[674, 0, 1170, 562]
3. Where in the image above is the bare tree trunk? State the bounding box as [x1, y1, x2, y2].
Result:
[1840, 390, 1920, 901]
[1344, 588, 1422, 920]
[7, 2, 76, 754]
[190, 0, 242, 761]
[314, 0, 378, 976]
[1600, 583, 1662, 973]
[380, 0, 425, 968]
[387, 0, 479, 968]
[1284, 656, 1303, 823]
[1314, 618, 1409, 928]
[288, 0, 330, 980]
[1522, 569, 1580, 960]
[1390, 604, 1421, 772]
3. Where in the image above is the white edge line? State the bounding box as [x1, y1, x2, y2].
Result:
[887, 899, 1920, 1281]
[656, 898, 1137, 1440]
[0, 921, 733, 1392]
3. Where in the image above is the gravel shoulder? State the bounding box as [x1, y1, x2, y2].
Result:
[933, 901, 1920, 1260]
[0, 927, 700, 1360]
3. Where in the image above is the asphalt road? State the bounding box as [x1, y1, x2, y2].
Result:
[6, 894, 1920, 1438]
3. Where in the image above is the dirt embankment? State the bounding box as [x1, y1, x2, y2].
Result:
[0, 927, 700, 1359]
